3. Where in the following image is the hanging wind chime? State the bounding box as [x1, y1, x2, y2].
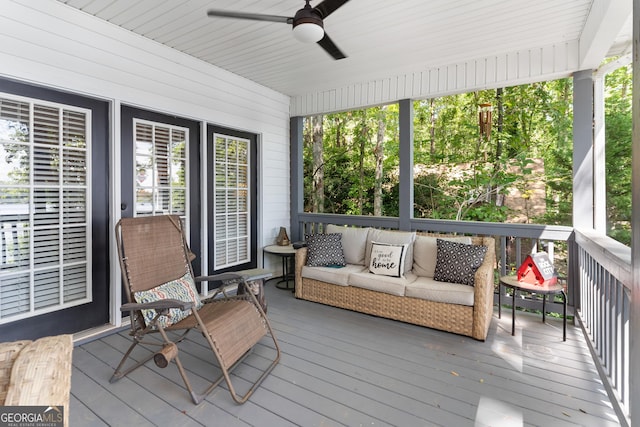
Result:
[478, 103, 492, 140]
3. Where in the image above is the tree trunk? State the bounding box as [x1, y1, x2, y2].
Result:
[495, 88, 504, 159]
[429, 99, 436, 156]
[374, 106, 387, 216]
[311, 115, 324, 213]
[489, 87, 505, 204]
[473, 92, 483, 161]
[358, 118, 367, 214]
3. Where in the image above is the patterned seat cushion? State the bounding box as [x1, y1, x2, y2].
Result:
[134, 272, 202, 328]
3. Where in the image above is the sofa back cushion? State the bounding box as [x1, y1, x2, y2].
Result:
[413, 235, 472, 278]
[365, 229, 416, 275]
[326, 224, 370, 265]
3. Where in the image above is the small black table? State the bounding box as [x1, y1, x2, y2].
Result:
[499, 275, 567, 341]
[263, 244, 296, 290]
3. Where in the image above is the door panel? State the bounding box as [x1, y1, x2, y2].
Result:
[0, 79, 109, 340]
[206, 125, 257, 274]
[120, 106, 201, 275]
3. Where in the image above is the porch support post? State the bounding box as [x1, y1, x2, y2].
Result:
[290, 116, 304, 241]
[398, 99, 414, 231]
[572, 70, 595, 229]
[593, 74, 607, 232]
[630, 0, 640, 423]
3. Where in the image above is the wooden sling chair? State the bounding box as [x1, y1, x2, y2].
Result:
[110, 215, 280, 404]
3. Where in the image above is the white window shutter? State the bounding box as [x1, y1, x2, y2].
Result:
[133, 120, 188, 221]
[213, 134, 250, 269]
[0, 94, 91, 323]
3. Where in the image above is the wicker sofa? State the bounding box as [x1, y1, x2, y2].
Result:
[0, 335, 73, 425]
[294, 226, 496, 341]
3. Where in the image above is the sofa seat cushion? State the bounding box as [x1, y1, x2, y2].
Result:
[348, 271, 417, 296]
[405, 276, 475, 306]
[301, 264, 367, 287]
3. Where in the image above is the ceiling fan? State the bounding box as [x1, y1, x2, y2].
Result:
[206, 0, 350, 60]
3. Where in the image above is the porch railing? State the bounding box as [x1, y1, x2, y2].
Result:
[293, 213, 629, 425]
[574, 228, 631, 425]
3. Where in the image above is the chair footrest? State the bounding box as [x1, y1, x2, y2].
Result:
[198, 300, 267, 368]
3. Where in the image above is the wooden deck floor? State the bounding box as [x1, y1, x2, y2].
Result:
[70, 285, 620, 426]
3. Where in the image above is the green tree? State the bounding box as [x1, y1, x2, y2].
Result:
[302, 72, 631, 244]
[605, 65, 632, 245]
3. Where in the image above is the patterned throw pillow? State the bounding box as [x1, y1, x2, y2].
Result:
[369, 241, 408, 278]
[134, 272, 202, 328]
[305, 233, 346, 267]
[433, 239, 488, 286]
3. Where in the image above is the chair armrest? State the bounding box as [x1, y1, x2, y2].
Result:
[294, 247, 308, 298]
[196, 272, 248, 301]
[120, 299, 193, 313]
[195, 272, 243, 287]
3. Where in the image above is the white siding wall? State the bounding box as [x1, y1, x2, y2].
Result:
[0, 1, 291, 297]
[291, 41, 580, 116]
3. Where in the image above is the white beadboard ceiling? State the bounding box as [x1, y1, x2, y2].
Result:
[56, 0, 631, 100]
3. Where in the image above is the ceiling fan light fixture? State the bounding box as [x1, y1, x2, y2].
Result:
[206, 0, 348, 59]
[292, 1, 324, 43]
[292, 22, 324, 43]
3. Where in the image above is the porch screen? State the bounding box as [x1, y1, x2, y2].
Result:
[213, 134, 250, 269]
[0, 95, 91, 323]
[133, 120, 188, 221]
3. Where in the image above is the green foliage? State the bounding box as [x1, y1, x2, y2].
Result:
[411, 81, 576, 224]
[303, 106, 399, 215]
[604, 65, 632, 245]
[302, 70, 632, 242]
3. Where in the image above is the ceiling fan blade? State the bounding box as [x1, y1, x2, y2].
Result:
[313, 0, 350, 19]
[317, 33, 346, 60]
[207, 9, 292, 24]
